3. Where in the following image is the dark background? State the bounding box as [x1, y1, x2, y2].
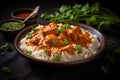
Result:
[0, 0, 120, 80]
[0, 0, 120, 21]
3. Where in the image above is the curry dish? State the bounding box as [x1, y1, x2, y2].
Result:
[20, 22, 100, 61]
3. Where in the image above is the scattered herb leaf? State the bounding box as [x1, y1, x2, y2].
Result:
[54, 53, 61, 61]
[63, 24, 71, 29]
[0, 43, 13, 56]
[43, 47, 47, 52]
[52, 39, 57, 45]
[75, 45, 82, 54]
[27, 32, 32, 38]
[101, 65, 109, 74]
[32, 27, 37, 32]
[62, 39, 69, 46]
[1, 65, 12, 73]
[26, 50, 32, 55]
[57, 25, 65, 34]
[114, 47, 120, 54]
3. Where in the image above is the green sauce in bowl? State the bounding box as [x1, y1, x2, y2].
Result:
[0, 21, 24, 31]
[0, 19, 25, 39]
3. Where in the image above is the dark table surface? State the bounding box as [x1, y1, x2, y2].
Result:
[0, 0, 120, 80]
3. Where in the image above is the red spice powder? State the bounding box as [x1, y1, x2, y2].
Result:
[16, 13, 30, 18]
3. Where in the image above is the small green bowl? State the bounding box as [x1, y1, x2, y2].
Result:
[0, 19, 25, 40]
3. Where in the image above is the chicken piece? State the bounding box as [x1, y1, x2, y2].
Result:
[42, 22, 58, 35]
[60, 45, 75, 55]
[45, 34, 58, 46]
[84, 32, 91, 43]
[58, 33, 67, 40]
[57, 33, 67, 46]
[66, 26, 82, 42]
[79, 32, 91, 48]
[26, 33, 43, 46]
[73, 26, 82, 34]
[84, 31, 90, 37]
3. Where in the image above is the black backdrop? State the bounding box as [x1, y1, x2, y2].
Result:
[0, 0, 120, 20]
[0, 0, 120, 80]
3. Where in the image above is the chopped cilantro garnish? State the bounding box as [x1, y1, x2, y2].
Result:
[62, 39, 69, 46]
[27, 27, 37, 38]
[101, 65, 109, 74]
[43, 47, 47, 52]
[56, 26, 65, 34]
[53, 53, 61, 61]
[75, 45, 82, 54]
[63, 24, 71, 29]
[52, 39, 57, 45]
[27, 32, 32, 38]
[31, 27, 37, 32]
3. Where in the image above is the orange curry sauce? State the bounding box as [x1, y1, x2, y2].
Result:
[25, 22, 92, 56]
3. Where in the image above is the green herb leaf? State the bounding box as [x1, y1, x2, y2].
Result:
[86, 15, 96, 25]
[0, 52, 5, 56]
[54, 53, 61, 61]
[59, 5, 70, 13]
[75, 45, 82, 54]
[41, 30, 46, 35]
[62, 39, 69, 46]
[52, 39, 57, 45]
[43, 47, 47, 52]
[90, 2, 100, 13]
[27, 32, 32, 38]
[26, 50, 32, 55]
[98, 21, 111, 30]
[81, 2, 89, 13]
[114, 47, 120, 54]
[0, 43, 13, 56]
[41, 2, 120, 31]
[63, 24, 71, 29]
[0, 43, 12, 51]
[101, 66, 109, 74]
[57, 26, 65, 34]
[107, 40, 116, 46]
[32, 27, 37, 32]
[1, 66, 12, 73]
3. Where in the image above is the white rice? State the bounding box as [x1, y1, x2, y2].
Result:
[19, 24, 101, 62]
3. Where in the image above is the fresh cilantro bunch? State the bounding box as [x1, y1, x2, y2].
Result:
[41, 2, 120, 30]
